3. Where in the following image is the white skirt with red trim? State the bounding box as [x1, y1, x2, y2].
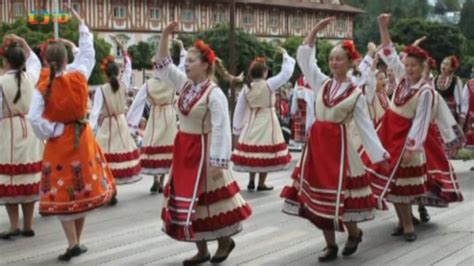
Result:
[96, 114, 142, 184]
[140, 105, 177, 175]
[231, 108, 291, 172]
[0, 116, 44, 204]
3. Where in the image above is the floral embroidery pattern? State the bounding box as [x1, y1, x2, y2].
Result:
[41, 163, 52, 195]
[71, 161, 85, 192]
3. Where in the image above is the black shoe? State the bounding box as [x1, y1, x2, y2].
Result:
[57, 245, 84, 261]
[412, 214, 420, 225]
[257, 185, 274, 191]
[470, 166, 474, 171]
[78, 244, 88, 254]
[182, 254, 210, 266]
[342, 230, 363, 256]
[391, 226, 403, 236]
[318, 245, 338, 262]
[150, 180, 159, 194]
[210, 239, 236, 263]
[0, 229, 21, 240]
[108, 195, 118, 206]
[21, 230, 35, 237]
[247, 181, 255, 191]
[404, 232, 417, 242]
[418, 206, 430, 223]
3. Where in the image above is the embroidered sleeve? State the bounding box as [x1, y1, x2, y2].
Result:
[68, 23, 95, 80]
[28, 89, 65, 140]
[25, 51, 41, 85]
[267, 52, 296, 92]
[89, 88, 103, 132]
[377, 43, 405, 82]
[127, 83, 148, 134]
[406, 89, 433, 151]
[209, 88, 231, 168]
[232, 88, 250, 135]
[153, 55, 188, 93]
[296, 44, 329, 96]
[354, 95, 389, 163]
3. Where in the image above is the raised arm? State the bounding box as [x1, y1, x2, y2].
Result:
[376, 14, 405, 81]
[61, 38, 80, 71]
[364, 55, 379, 104]
[175, 39, 187, 73]
[66, 5, 95, 80]
[4, 34, 41, 84]
[152, 22, 188, 92]
[297, 17, 333, 94]
[267, 48, 296, 92]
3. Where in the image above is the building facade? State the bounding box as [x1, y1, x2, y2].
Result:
[1, 0, 362, 55]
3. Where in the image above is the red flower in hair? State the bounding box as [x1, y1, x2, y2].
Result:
[39, 38, 58, 59]
[403, 45, 428, 61]
[100, 55, 116, 72]
[194, 40, 216, 64]
[340, 40, 361, 61]
[428, 57, 437, 70]
[450, 55, 460, 69]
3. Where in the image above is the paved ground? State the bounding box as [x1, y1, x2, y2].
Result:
[1, 153, 473, 266]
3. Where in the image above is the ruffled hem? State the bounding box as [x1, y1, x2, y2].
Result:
[141, 145, 174, 155]
[300, 206, 345, 232]
[0, 183, 40, 197]
[0, 162, 42, 175]
[234, 142, 289, 153]
[141, 159, 172, 168]
[104, 150, 140, 163]
[231, 153, 292, 167]
[346, 174, 371, 189]
[0, 194, 39, 205]
[162, 204, 252, 241]
[141, 167, 170, 175]
[111, 164, 142, 179]
[233, 164, 291, 173]
[198, 181, 240, 206]
[389, 184, 426, 196]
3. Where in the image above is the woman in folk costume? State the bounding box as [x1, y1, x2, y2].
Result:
[433, 55, 463, 121]
[89, 37, 141, 200]
[154, 22, 251, 265]
[231, 47, 295, 191]
[280, 17, 390, 262]
[364, 53, 390, 126]
[362, 14, 450, 242]
[28, 6, 115, 261]
[460, 74, 474, 171]
[127, 39, 186, 194]
[0, 35, 43, 239]
[290, 75, 315, 144]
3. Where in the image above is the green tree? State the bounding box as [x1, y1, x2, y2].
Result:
[459, 0, 474, 40]
[444, 0, 461, 11]
[128, 41, 153, 84]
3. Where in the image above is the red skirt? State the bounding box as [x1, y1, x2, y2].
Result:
[161, 132, 251, 241]
[363, 109, 427, 209]
[424, 124, 463, 206]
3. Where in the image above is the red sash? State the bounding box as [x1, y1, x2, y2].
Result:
[298, 121, 348, 231]
[162, 131, 207, 240]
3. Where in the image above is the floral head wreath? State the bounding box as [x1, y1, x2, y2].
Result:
[403, 45, 428, 61]
[340, 40, 361, 61]
[449, 55, 460, 69]
[0, 39, 13, 57]
[428, 57, 437, 70]
[100, 55, 116, 72]
[39, 38, 57, 59]
[194, 40, 216, 65]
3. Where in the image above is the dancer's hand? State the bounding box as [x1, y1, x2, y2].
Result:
[413, 36, 427, 47]
[65, 3, 83, 23]
[377, 13, 391, 28]
[163, 22, 178, 36]
[367, 42, 377, 57]
[209, 166, 224, 180]
[276, 46, 287, 54]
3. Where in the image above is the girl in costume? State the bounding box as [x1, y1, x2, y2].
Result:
[154, 22, 252, 265]
[0, 35, 43, 239]
[280, 17, 390, 262]
[89, 37, 141, 199]
[231, 48, 295, 191]
[433, 55, 463, 121]
[28, 6, 116, 261]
